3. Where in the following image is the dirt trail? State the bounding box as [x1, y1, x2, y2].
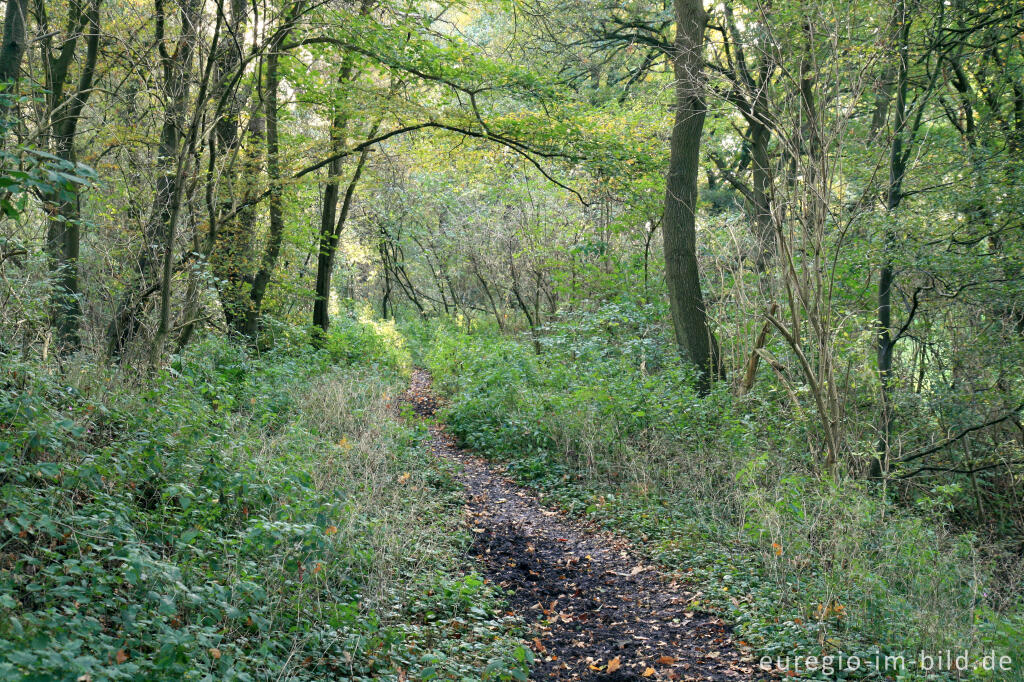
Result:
[404, 370, 764, 681]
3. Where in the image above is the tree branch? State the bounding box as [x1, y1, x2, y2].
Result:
[899, 402, 1024, 465]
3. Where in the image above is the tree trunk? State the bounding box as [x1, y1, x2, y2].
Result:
[0, 0, 29, 139]
[243, 47, 283, 339]
[41, 0, 100, 354]
[722, 1, 775, 269]
[312, 118, 345, 334]
[748, 119, 774, 268]
[45, 192, 82, 353]
[206, 0, 254, 335]
[662, 0, 722, 393]
[151, 0, 214, 364]
[107, 0, 200, 358]
[312, 137, 373, 334]
[871, 3, 910, 479]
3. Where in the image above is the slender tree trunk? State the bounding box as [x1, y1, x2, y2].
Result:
[107, 0, 201, 357]
[312, 136, 373, 334]
[663, 0, 722, 393]
[0, 0, 29, 140]
[206, 0, 254, 335]
[748, 119, 774, 268]
[42, 0, 100, 354]
[239, 0, 312, 337]
[151, 0, 215, 364]
[312, 122, 345, 333]
[379, 239, 392, 319]
[243, 48, 283, 339]
[45, 190, 82, 352]
[872, 3, 910, 478]
[723, 1, 775, 269]
[470, 255, 504, 330]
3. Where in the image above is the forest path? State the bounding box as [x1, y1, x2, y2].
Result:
[403, 370, 762, 681]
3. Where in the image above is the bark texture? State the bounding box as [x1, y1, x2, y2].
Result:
[662, 0, 722, 392]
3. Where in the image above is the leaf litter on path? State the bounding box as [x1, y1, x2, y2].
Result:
[404, 370, 769, 681]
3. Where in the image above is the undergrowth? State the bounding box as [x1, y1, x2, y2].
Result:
[420, 317, 1024, 681]
[0, 318, 530, 681]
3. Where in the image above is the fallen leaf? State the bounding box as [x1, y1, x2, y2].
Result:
[607, 656, 622, 672]
[325, 525, 338, 536]
[115, 649, 128, 664]
[643, 667, 656, 677]
[398, 472, 411, 484]
[209, 647, 222, 659]
[657, 655, 675, 665]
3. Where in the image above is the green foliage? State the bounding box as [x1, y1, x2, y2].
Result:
[0, 92, 97, 220]
[0, 333, 526, 681]
[320, 307, 412, 372]
[422, 321, 1023, 679]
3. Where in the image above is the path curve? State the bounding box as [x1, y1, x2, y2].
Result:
[405, 370, 764, 681]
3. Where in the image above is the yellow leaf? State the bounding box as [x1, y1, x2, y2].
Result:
[607, 656, 621, 672]
[398, 472, 411, 484]
[325, 525, 338, 535]
[643, 667, 656, 677]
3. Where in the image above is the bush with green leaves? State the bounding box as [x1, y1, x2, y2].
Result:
[320, 306, 412, 372]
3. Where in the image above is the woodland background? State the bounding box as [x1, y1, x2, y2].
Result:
[1, 0, 1023, 678]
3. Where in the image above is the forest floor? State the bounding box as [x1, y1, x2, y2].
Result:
[403, 369, 766, 681]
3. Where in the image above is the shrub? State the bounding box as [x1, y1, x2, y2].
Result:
[321, 306, 411, 372]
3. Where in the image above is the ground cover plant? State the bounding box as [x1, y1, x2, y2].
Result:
[0, 324, 530, 681]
